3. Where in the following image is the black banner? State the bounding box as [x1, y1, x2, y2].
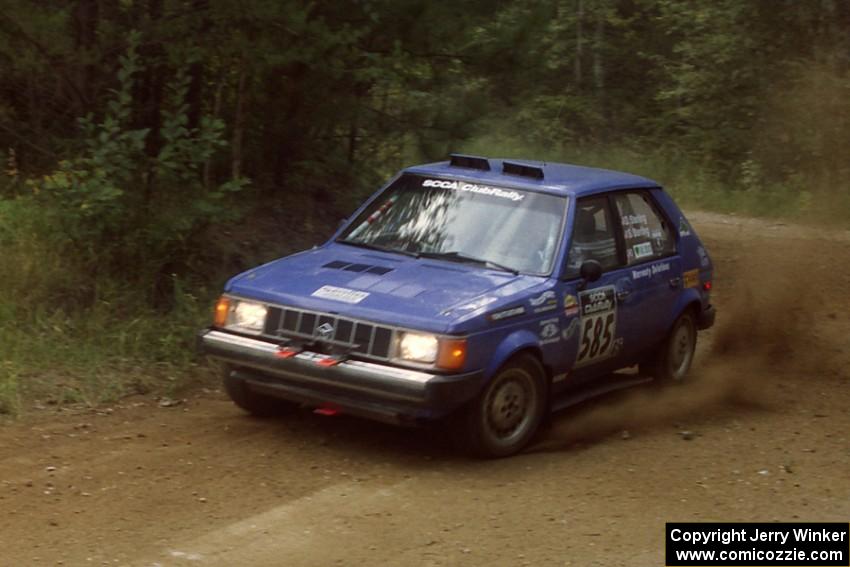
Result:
[666, 523, 849, 566]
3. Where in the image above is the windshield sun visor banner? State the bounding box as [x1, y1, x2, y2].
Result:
[421, 178, 525, 202]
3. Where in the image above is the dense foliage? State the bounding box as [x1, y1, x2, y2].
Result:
[0, 0, 847, 410]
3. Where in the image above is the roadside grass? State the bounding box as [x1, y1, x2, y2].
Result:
[0, 197, 218, 415]
[0, 284, 216, 416]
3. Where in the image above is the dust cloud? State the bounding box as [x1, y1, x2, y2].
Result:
[531, 238, 842, 452]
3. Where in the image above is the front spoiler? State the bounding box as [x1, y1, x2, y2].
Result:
[198, 329, 483, 424]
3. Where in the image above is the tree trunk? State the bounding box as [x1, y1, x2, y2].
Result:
[347, 90, 362, 165]
[71, 0, 98, 109]
[185, 0, 209, 130]
[203, 77, 224, 190]
[593, 5, 605, 139]
[231, 63, 247, 180]
[593, 10, 604, 92]
[574, 0, 584, 89]
[140, 0, 165, 206]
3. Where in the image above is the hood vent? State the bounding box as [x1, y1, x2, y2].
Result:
[322, 260, 394, 275]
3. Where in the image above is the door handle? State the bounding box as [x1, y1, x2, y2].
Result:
[616, 289, 631, 301]
[669, 277, 682, 288]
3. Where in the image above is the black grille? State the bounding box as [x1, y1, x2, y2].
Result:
[264, 305, 394, 360]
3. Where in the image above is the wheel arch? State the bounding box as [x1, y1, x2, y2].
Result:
[483, 330, 551, 392]
[672, 289, 703, 329]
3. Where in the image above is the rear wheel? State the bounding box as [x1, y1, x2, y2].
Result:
[452, 354, 547, 458]
[642, 311, 697, 383]
[223, 369, 297, 417]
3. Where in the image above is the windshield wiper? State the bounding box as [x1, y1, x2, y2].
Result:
[417, 251, 519, 275]
[335, 239, 419, 258]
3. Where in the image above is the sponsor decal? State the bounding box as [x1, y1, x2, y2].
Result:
[632, 242, 653, 259]
[564, 294, 579, 317]
[315, 322, 335, 340]
[683, 268, 700, 289]
[539, 317, 560, 345]
[679, 217, 692, 236]
[697, 246, 710, 267]
[576, 286, 618, 367]
[631, 261, 670, 280]
[632, 267, 651, 280]
[562, 317, 580, 340]
[652, 262, 671, 275]
[581, 287, 615, 316]
[422, 178, 524, 202]
[622, 213, 651, 240]
[489, 305, 526, 321]
[529, 289, 558, 313]
[311, 285, 370, 304]
[529, 290, 556, 306]
[651, 229, 667, 251]
[447, 295, 499, 315]
[622, 213, 648, 226]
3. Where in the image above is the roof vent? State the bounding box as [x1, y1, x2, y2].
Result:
[503, 161, 544, 180]
[449, 153, 491, 171]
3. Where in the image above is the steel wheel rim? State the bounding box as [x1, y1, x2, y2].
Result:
[483, 369, 536, 446]
[669, 318, 695, 379]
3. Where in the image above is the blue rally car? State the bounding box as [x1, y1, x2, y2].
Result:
[199, 154, 715, 457]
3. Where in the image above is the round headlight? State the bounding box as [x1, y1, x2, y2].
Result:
[399, 332, 438, 363]
[232, 301, 267, 333]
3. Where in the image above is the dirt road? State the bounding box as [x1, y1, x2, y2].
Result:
[1, 213, 848, 566]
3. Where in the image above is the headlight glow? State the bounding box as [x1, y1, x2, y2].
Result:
[399, 332, 439, 363]
[230, 300, 267, 333]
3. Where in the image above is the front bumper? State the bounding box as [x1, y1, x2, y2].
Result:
[198, 329, 483, 424]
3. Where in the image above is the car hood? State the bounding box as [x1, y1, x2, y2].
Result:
[226, 244, 545, 333]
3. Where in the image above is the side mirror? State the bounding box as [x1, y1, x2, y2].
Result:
[579, 259, 603, 285]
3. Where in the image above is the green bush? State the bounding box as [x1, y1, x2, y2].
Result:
[0, 35, 249, 411]
[30, 33, 246, 295]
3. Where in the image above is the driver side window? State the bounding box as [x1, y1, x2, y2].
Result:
[563, 196, 621, 279]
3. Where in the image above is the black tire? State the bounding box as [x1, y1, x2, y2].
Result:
[451, 354, 547, 458]
[223, 369, 297, 417]
[642, 311, 697, 383]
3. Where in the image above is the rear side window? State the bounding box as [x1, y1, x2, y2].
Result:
[613, 192, 675, 265]
[564, 196, 621, 278]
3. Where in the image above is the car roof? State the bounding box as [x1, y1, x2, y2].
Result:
[404, 155, 660, 198]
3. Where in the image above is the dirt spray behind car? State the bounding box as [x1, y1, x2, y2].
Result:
[531, 237, 844, 451]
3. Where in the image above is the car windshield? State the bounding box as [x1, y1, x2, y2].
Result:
[337, 174, 568, 275]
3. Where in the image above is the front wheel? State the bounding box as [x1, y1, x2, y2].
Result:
[451, 354, 547, 458]
[643, 311, 697, 383]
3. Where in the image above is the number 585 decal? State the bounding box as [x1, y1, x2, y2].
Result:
[575, 286, 618, 367]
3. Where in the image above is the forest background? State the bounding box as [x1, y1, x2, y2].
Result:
[0, 0, 847, 412]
